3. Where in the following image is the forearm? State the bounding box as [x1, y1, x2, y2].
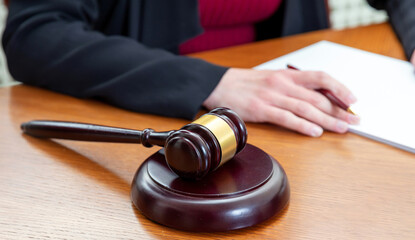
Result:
[368, 0, 415, 60]
[3, 0, 227, 119]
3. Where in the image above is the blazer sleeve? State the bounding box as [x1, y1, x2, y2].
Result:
[367, 0, 415, 59]
[2, 0, 228, 119]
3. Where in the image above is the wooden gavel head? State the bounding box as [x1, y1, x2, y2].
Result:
[164, 108, 247, 179]
[21, 108, 247, 180]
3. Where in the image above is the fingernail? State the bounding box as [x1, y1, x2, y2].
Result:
[336, 121, 349, 133]
[347, 114, 360, 125]
[347, 94, 357, 104]
[310, 126, 323, 137]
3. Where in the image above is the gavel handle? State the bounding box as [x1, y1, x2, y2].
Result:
[21, 120, 171, 146]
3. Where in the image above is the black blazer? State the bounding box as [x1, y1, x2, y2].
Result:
[367, 0, 415, 59]
[2, 0, 411, 119]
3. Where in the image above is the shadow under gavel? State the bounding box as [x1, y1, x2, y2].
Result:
[21, 108, 247, 180]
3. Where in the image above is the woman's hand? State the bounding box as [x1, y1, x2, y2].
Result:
[203, 68, 360, 137]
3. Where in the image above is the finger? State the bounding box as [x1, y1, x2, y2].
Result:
[263, 105, 324, 137]
[290, 71, 357, 106]
[270, 94, 350, 133]
[411, 50, 415, 66]
[283, 84, 360, 125]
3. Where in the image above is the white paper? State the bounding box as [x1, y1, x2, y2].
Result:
[255, 41, 415, 154]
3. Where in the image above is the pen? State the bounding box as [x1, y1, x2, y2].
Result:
[287, 64, 356, 115]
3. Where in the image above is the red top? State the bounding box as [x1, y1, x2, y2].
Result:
[179, 0, 282, 54]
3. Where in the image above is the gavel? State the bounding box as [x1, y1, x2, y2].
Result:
[21, 108, 247, 180]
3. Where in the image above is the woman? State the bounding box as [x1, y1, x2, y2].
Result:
[3, 0, 412, 136]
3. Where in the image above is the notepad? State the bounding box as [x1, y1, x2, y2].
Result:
[255, 41, 415, 154]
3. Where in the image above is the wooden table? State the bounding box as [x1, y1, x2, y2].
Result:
[1, 23, 414, 239]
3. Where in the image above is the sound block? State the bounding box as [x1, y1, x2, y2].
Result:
[131, 144, 290, 232]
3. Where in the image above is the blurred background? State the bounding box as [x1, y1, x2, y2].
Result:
[0, 0, 388, 87]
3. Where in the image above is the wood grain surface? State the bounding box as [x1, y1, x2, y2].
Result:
[1, 23, 414, 239]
